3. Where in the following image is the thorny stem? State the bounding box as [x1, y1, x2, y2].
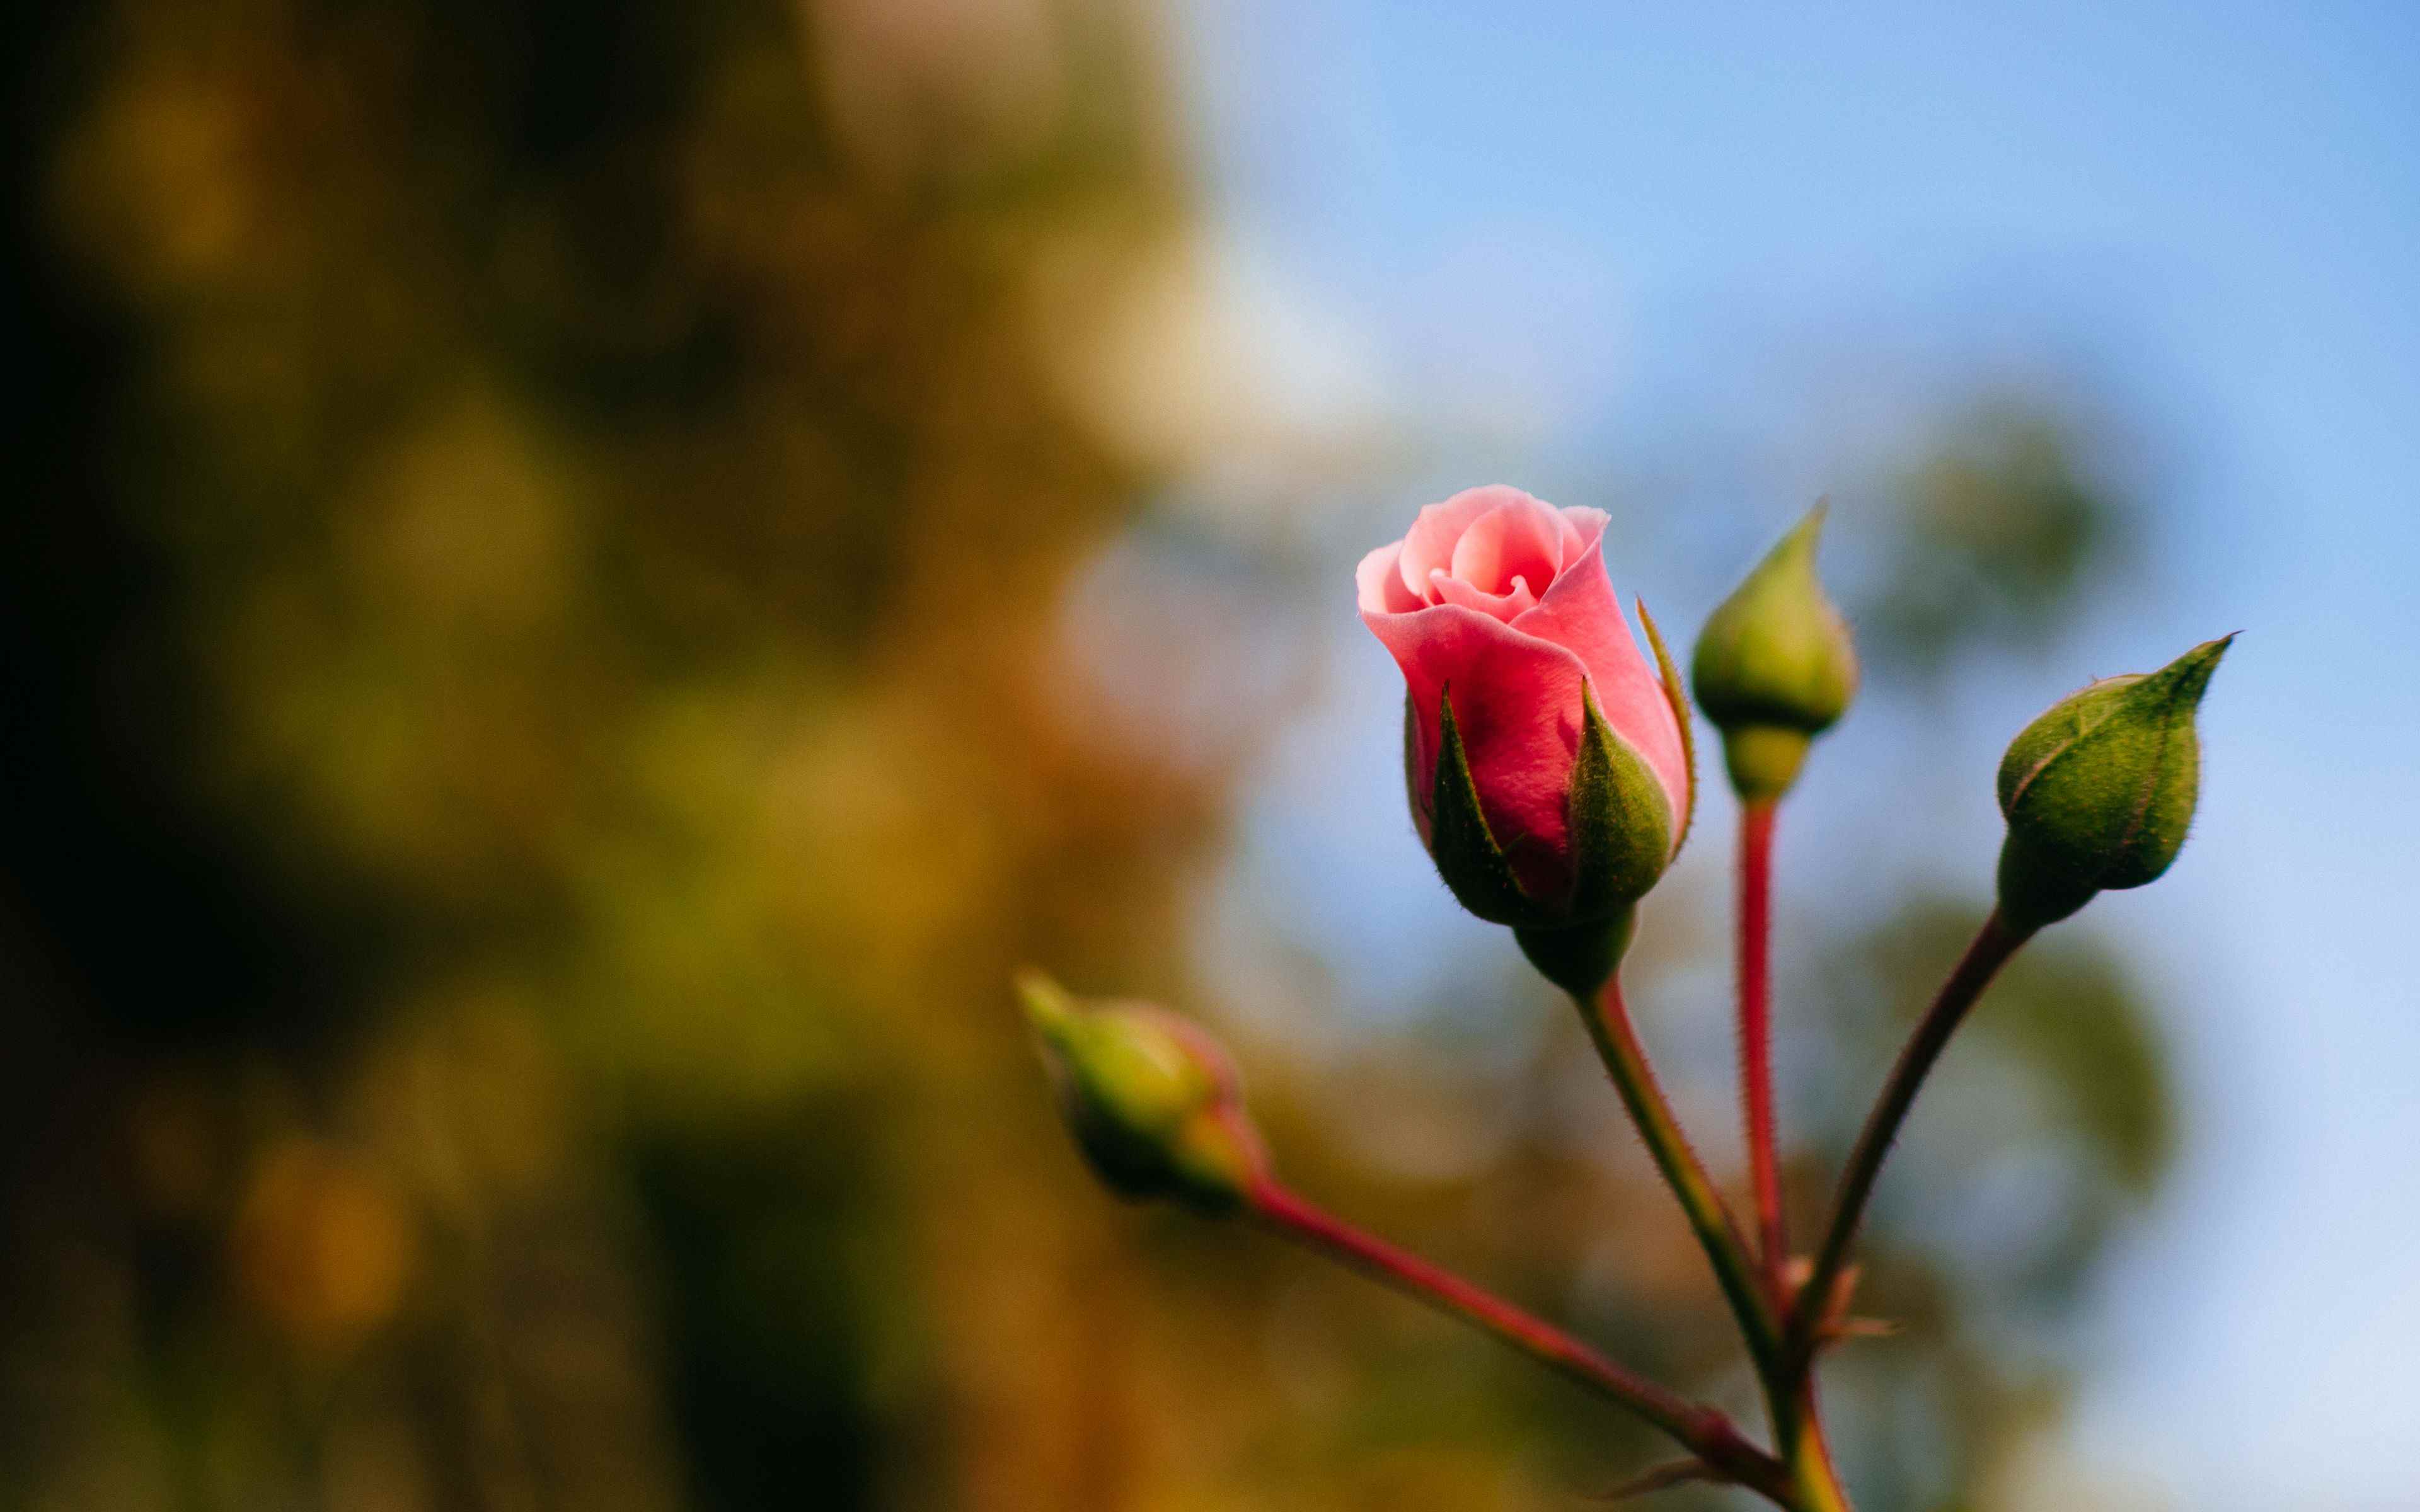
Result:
[1738, 798, 1787, 1300]
[1250, 1181, 1792, 1502]
[1786, 909, 2033, 1378]
[1575, 977, 1783, 1377]
[1734, 800, 1854, 1510]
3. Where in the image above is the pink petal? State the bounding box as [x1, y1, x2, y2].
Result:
[1356, 542, 1424, 614]
[1448, 495, 1568, 600]
[1510, 537, 1689, 832]
[1557, 507, 1610, 564]
[1359, 599, 1590, 898]
[1429, 569, 1539, 622]
[1398, 484, 1540, 604]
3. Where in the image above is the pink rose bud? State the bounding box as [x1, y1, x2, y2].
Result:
[1357, 487, 1695, 934]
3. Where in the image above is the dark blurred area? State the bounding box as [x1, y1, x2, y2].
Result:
[1, 3, 2171, 1508]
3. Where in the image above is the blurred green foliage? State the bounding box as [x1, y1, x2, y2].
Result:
[1862, 400, 2137, 676]
[0, 2, 2172, 1509]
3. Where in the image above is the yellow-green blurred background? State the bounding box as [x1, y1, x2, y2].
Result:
[6, 3, 2416, 1509]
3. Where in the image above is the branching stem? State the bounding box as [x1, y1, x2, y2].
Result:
[1576, 976, 1782, 1375]
[1250, 1181, 1790, 1501]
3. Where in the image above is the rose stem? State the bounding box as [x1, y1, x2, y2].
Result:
[1738, 797, 1787, 1300]
[1576, 975, 1782, 1377]
[1736, 801, 1855, 1509]
[1250, 1181, 1791, 1502]
[1785, 909, 2033, 1377]
[1782, 1376, 1855, 1512]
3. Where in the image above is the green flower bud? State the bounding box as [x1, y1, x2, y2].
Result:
[1995, 636, 2232, 932]
[1691, 503, 1860, 801]
[1018, 972, 1268, 1216]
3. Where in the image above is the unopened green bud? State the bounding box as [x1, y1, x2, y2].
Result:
[1995, 636, 2232, 932]
[1019, 972, 1267, 1215]
[1691, 503, 1859, 801]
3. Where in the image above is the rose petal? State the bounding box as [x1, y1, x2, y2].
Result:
[1359, 599, 1589, 898]
[1398, 484, 1539, 604]
[1449, 495, 1568, 600]
[1429, 569, 1539, 623]
[1511, 535, 1689, 828]
[1557, 507, 1610, 564]
[1356, 542, 1425, 614]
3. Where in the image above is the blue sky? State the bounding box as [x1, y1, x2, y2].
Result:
[1168, 3, 2420, 1506]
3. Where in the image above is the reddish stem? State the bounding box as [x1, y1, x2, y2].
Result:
[1785, 909, 2032, 1376]
[1250, 1182, 1788, 1499]
[1738, 798, 1787, 1301]
[1737, 802, 1853, 1506]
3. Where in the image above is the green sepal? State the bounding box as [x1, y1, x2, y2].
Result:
[1424, 685, 1674, 929]
[1563, 684, 1676, 920]
[1994, 636, 2231, 931]
[1635, 600, 1698, 855]
[1426, 690, 1538, 925]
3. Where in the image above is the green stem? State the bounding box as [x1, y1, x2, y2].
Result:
[1785, 910, 2033, 1376]
[1576, 976, 1782, 1377]
[1782, 1389, 1854, 1512]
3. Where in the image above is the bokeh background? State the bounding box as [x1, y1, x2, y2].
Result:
[4, 3, 2414, 1509]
